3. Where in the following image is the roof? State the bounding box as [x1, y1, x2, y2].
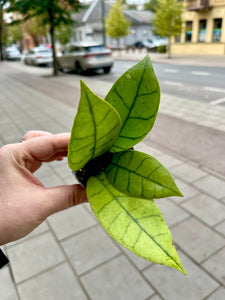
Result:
[72, 0, 154, 25]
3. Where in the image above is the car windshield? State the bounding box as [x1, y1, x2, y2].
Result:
[85, 46, 107, 52]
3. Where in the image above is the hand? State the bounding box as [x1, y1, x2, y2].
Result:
[0, 131, 87, 245]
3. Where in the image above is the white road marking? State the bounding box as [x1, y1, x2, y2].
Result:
[191, 71, 210, 76]
[164, 68, 178, 73]
[210, 97, 225, 105]
[164, 80, 184, 87]
[204, 86, 225, 93]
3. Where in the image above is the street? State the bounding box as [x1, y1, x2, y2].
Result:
[5, 58, 225, 106]
[102, 60, 225, 105]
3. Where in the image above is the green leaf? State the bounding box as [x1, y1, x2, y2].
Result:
[105, 150, 183, 199]
[87, 173, 186, 274]
[68, 81, 121, 171]
[105, 55, 160, 152]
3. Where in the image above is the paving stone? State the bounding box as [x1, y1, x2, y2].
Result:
[53, 160, 72, 180]
[62, 225, 120, 275]
[143, 251, 219, 300]
[182, 194, 225, 226]
[156, 199, 189, 227]
[135, 142, 161, 156]
[202, 247, 225, 285]
[171, 217, 225, 262]
[170, 178, 200, 203]
[206, 287, 225, 300]
[193, 175, 225, 200]
[17, 263, 87, 300]
[215, 220, 225, 237]
[148, 295, 162, 300]
[6, 221, 49, 248]
[81, 255, 154, 300]
[40, 173, 63, 187]
[34, 163, 54, 179]
[119, 244, 152, 270]
[63, 174, 78, 185]
[155, 152, 183, 168]
[48, 205, 97, 240]
[171, 163, 207, 183]
[7, 232, 65, 283]
[0, 266, 19, 300]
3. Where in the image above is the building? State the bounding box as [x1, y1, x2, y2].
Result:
[171, 0, 225, 55]
[71, 0, 155, 48]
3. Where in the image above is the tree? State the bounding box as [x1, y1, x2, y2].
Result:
[105, 0, 130, 49]
[144, 0, 159, 13]
[153, 0, 183, 58]
[8, 0, 84, 75]
[22, 16, 49, 47]
[55, 24, 72, 46]
[7, 23, 23, 44]
[0, 0, 9, 60]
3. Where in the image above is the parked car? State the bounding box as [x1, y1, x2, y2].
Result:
[57, 42, 114, 74]
[23, 47, 53, 66]
[133, 40, 155, 50]
[132, 37, 167, 50]
[3, 47, 21, 60]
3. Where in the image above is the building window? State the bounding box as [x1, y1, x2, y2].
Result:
[213, 18, 222, 42]
[185, 21, 192, 42]
[198, 19, 207, 42]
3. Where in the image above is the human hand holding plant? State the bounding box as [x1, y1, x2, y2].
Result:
[68, 56, 186, 274]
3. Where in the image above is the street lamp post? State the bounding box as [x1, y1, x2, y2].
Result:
[101, 0, 106, 46]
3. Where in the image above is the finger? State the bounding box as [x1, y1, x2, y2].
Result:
[41, 184, 87, 216]
[19, 133, 71, 163]
[21, 130, 52, 141]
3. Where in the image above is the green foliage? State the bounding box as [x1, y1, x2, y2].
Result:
[55, 25, 72, 46]
[105, 0, 130, 40]
[105, 150, 183, 199]
[87, 173, 185, 274]
[144, 0, 159, 13]
[105, 55, 160, 152]
[153, 0, 183, 38]
[68, 81, 121, 171]
[157, 44, 167, 53]
[7, 24, 24, 44]
[68, 56, 185, 274]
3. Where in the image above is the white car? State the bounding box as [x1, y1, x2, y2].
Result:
[23, 47, 53, 66]
[57, 42, 114, 74]
[4, 47, 21, 60]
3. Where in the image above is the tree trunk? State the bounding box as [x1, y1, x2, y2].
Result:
[167, 37, 171, 59]
[50, 23, 58, 76]
[0, 3, 3, 61]
[48, 5, 58, 76]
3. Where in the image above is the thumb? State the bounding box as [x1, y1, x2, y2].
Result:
[42, 184, 87, 216]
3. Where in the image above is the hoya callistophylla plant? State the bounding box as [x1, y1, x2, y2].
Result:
[68, 55, 186, 274]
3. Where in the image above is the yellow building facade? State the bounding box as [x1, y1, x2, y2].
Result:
[171, 0, 225, 55]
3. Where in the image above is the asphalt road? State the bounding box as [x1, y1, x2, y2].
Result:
[4, 59, 225, 106]
[101, 60, 225, 106]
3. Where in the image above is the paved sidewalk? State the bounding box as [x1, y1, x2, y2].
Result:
[112, 49, 225, 67]
[0, 64, 225, 300]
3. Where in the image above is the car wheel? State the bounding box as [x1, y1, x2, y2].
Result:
[103, 66, 111, 74]
[75, 61, 83, 74]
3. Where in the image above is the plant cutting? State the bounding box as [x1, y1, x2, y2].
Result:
[68, 55, 186, 274]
